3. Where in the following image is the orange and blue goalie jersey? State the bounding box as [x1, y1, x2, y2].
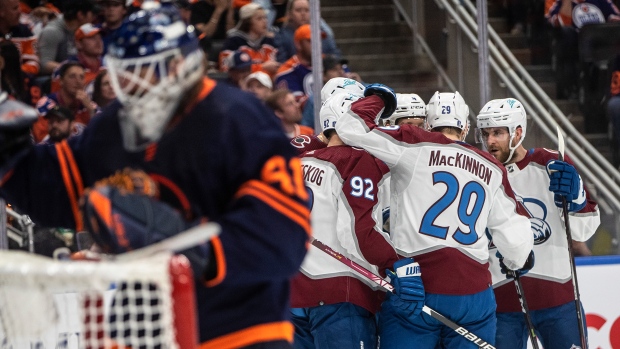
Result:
[0, 79, 310, 349]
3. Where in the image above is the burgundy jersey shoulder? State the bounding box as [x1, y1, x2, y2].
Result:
[304, 145, 389, 180]
[517, 148, 561, 169]
[290, 134, 326, 154]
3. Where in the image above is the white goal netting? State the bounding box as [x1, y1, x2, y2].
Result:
[0, 251, 197, 349]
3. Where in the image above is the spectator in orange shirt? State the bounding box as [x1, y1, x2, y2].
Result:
[219, 3, 280, 76]
[0, 0, 39, 76]
[265, 88, 312, 138]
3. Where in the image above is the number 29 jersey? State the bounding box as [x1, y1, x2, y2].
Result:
[336, 95, 533, 296]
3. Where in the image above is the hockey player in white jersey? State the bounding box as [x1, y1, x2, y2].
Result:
[335, 85, 534, 349]
[290, 93, 425, 349]
[476, 98, 600, 349]
[383, 93, 427, 128]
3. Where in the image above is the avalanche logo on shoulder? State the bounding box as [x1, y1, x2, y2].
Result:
[516, 194, 552, 245]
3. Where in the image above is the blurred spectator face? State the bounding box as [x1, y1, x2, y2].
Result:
[47, 114, 73, 142]
[244, 72, 272, 99]
[289, 0, 309, 28]
[274, 92, 302, 124]
[60, 65, 86, 97]
[295, 38, 312, 62]
[324, 63, 345, 81]
[77, 33, 104, 57]
[103, 0, 126, 26]
[0, 0, 21, 29]
[78, 10, 96, 26]
[100, 72, 116, 102]
[250, 9, 268, 36]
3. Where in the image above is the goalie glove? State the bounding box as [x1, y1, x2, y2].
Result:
[546, 160, 586, 212]
[383, 258, 425, 318]
[81, 185, 214, 279]
[0, 92, 38, 179]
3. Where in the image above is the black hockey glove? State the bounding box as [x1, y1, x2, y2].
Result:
[363, 83, 397, 118]
[0, 93, 38, 177]
[498, 250, 535, 278]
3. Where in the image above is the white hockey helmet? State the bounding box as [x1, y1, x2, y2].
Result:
[476, 98, 527, 163]
[385, 93, 426, 125]
[320, 92, 361, 136]
[425, 91, 469, 139]
[320, 77, 365, 104]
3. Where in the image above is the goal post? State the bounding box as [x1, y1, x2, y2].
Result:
[0, 251, 198, 349]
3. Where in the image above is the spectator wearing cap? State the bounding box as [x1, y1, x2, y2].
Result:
[38, 0, 97, 74]
[49, 24, 103, 94]
[99, 0, 127, 55]
[33, 61, 96, 142]
[274, 23, 320, 101]
[223, 50, 253, 88]
[266, 88, 313, 138]
[219, 3, 280, 77]
[274, 0, 341, 63]
[300, 55, 361, 130]
[243, 71, 272, 100]
[40, 105, 83, 144]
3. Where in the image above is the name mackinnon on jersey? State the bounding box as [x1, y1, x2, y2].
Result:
[429, 150, 493, 185]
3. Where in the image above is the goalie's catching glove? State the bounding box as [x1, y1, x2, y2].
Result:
[384, 258, 425, 318]
[546, 160, 586, 212]
[81, 185, 215, 279]
[363, 83, 397, 119]
[0, 92, 38, 178]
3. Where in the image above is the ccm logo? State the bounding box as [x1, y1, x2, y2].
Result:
[587, 313, 620, 348]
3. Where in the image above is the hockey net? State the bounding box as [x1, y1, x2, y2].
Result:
[0, 251, 197, 349]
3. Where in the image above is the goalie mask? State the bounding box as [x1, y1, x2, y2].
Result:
[320, 93, 360, 137]
[425, 91, 470, 140]
[105, 1, 205, 151]
[385, 93, 426, 125]
[476, 98, 527, 164]
[320, 77, 365, 104]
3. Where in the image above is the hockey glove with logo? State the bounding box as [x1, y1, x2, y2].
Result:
[0, 92, 38, 179]
[363, 83, 397, 118]
[546, 160, 586, 212]
[384, 258, 425, 317]
[498, 250, 535, 278]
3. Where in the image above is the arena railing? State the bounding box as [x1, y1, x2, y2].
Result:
[392, 0, 620, 215]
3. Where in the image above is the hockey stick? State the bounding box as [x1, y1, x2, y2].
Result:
[556, 126, 588, 349]
[116, 222, 221, 261]
[310, 238, 496, 349]
[507, 271, 539, 348]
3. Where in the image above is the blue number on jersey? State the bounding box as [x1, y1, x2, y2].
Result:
[420, 171, 485, 245]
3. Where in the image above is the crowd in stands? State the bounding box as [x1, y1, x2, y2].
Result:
[0, 0, 359, 149]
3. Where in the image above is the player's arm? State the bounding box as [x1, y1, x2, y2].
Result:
[487, 177, 534, 271]
[342, 156, 398, 276]
[336, 89, 414, 167]
[546, 154, 600, 241]
[0, 97, 80, 230]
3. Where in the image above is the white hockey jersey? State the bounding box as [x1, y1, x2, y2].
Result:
[490, 148, 600, 312]
[336, 95, 533, 295]
[291, 144, 399, 313]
